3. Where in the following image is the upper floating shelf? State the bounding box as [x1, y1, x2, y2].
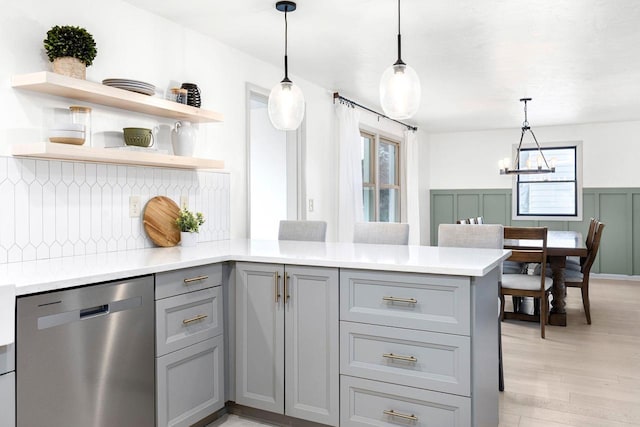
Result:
[11, 72, 224, 123]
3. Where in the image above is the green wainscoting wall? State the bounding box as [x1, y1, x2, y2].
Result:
[430, 188, 640, 276]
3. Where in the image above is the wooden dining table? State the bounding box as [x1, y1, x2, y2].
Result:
[505, 230, 587, 326]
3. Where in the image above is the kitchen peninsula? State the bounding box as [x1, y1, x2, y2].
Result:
[1, 240, 510, 427]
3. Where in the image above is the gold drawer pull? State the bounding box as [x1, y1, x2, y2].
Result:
[383, 409, 418, 421]
[383, 353, 418, 362]
[284, 273, 290, 302]
[382, 296, 417, 304]
[183, 275, 208, 284]
[274, 272, 281, 303]
[182, 314, 208, 325]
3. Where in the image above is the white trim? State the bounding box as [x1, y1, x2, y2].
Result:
[511, 140, 583, 221]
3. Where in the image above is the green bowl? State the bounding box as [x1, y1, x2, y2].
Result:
[123, 127, 154, 147]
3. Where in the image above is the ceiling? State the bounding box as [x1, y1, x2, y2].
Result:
[124, 0, 640, 132]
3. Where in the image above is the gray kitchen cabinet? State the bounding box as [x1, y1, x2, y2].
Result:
[156, 264, 225, 427]
[0, 344, 15, 427]
[339, 268, 500, 427]
[235, 262, 339, 426]
[156, 336, 224, 427]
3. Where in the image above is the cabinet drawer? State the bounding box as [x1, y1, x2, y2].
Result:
[156, 264, 222, 300]
[340, 375, 470, 427]
[340, 269, 470, 335]
[340, 322, 470, 396]
[156, 287, 223, 356]
[157, 336, 224, 427]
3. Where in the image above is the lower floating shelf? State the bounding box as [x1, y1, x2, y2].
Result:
[11, 142, 225, 170]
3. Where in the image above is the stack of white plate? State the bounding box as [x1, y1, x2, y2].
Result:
[102, 78, 156, 96]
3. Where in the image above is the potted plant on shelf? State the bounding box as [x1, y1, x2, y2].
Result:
[43, 25, 97, 80]
[175, 207, 205, 247]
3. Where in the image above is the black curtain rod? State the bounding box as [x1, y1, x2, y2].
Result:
[333, 92, 418, 132]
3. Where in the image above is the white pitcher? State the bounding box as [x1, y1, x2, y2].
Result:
[171, 121, 197, 156]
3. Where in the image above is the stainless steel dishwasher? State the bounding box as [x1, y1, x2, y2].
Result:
[17, 275, 155, 427]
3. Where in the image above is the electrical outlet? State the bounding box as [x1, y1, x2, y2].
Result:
[129, 195, 141, 218]
[180, 195, 189, 209]
[308, 199, 314, 212]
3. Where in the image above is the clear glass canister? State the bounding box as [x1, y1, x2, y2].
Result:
[69, 105, 92, 147]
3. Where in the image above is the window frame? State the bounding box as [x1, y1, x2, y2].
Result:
[360, 128, 402, 222]
[511, 141, 583, 221]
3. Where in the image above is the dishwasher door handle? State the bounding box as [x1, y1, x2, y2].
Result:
[80, 304, 109, 319]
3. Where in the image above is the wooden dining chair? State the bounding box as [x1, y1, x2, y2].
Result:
[438, 224, 505, 391]
[353, 222, 409, 245]
[278, 220, 327, 242]
[567, 217, 598, 271]
[501, 227, 551, 339]
[564, 221, 605, 324]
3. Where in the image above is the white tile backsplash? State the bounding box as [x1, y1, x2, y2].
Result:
[0, 155, 230, 263]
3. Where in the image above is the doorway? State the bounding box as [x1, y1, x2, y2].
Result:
[246, 85, 304, 240]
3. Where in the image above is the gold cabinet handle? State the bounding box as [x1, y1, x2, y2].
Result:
[383, 409, 418, 421]
[382, 296, 418, 304]
[183, 275, 208, 284]
[383, 353, 418, 362]
[182, 314, 208, 325]
[274, 272, 281, 303]
[284, 273, 290, 302]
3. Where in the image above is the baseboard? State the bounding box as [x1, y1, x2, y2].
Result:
[592, 273, 640, 282]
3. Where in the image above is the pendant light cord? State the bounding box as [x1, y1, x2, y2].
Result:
[395, 0, 405, 66]
[282, 8, 291, 83]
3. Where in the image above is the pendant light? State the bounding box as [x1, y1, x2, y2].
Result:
[499, 98, 556, 175]
[379, 0, 421, 120]
[268, 1, 305, 131]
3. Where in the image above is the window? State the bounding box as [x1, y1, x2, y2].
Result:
[513, 143, 582, 220]
[361, 131, 401, 222]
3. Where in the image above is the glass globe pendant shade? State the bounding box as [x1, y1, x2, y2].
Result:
[379, 63, 421, 120]
[268, 80, 305, 131]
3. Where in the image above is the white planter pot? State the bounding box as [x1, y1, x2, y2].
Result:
[180, 231, 198, 247]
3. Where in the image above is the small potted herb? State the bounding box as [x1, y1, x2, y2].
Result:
[44, 25, 97, 79]
[175, 208, 205, 247]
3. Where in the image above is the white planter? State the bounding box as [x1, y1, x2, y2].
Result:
[180, 231, 198, 247]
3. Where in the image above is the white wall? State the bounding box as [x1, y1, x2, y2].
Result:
[426, 120, 640, 189]
[0, 0, 337, 243]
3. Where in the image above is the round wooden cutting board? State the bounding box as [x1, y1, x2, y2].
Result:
[143, 196, 181, 247]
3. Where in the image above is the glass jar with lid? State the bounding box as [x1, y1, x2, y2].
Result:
[69, 106, 92, 147]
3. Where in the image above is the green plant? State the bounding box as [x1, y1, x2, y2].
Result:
[43, 25, 97, 66]
[175, 208, 205, 233]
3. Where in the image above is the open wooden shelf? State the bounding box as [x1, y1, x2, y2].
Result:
[12, 143, 225, 170]
[12, 72, 224, 123]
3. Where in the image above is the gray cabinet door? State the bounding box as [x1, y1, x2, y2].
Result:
[235, 262, 285, 414]
[0, 372, 15, 427]
[285, 266, 339, 426]
[156, 336, 224, 427]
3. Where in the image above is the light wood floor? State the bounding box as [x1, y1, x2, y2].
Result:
[210, 278, 640, 427]
[499, 278, 640, 427]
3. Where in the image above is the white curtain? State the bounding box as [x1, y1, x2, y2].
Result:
[403, 129, 420, 244]
[336, 103, 363, 242]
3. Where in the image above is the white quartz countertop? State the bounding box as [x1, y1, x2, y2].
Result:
[0, 239, 511, 296]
